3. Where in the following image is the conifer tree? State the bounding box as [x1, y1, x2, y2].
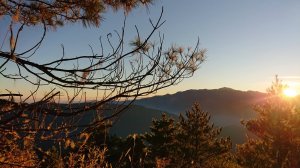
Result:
[237, 76, 300, 168]
[145, 103, 232, 168]
[144, 113, 177, 166]
[174, 103, 232, 168]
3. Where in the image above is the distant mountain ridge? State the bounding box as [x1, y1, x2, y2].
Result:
[134, 87, 266, 118]
[77, 88, 266, 145]
[86, 88, 266, 145]
[119, 87, 267, 145]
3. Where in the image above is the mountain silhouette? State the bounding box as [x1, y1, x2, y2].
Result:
[135, 87, 266, 121]
[115, 87, 267, 145]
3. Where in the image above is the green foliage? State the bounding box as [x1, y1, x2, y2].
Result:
[173, 103, 232, 167]
[144, 113, 177, 161]
[237, 77, 300, 168]
[144, 103, 232, 168]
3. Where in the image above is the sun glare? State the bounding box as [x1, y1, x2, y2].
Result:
[283, 88, 298, 98]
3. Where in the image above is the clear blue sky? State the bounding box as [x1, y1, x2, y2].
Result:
[1, 0, 300, 96]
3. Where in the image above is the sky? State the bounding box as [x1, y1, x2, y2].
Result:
[1, 0, 300, 97]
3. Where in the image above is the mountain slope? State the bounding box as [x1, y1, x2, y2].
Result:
[109, 88, 266, 145]
[134, 87, 266, 125]
[126, 87, 267, 145]
[110, 105, 176, 137]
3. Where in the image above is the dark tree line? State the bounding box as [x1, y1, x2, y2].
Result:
[39, 103, 234, 168]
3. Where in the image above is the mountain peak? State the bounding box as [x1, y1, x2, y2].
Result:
[218, 87, 234, 91]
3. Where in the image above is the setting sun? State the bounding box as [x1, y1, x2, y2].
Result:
[283, 88, 298, 97]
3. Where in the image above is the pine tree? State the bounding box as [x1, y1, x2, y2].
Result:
[174, 103, 232, 168]
[145, 103, 232, 168]
[237, 76, 300, 168]
[144, 113, 177, 166]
